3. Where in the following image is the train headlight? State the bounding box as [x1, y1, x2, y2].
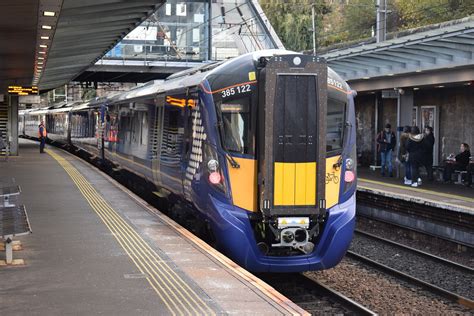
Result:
[207, 159, 219, 172]
[345, 158, 354, 170]
[293, 56, 301, 66]
[203, 142, 228, 195]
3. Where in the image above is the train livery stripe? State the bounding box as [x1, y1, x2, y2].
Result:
[325, 156, 342, 209]
[274, 162, 316, 206]
[46, 149, 216, 316]
[226, 157, 258, 212]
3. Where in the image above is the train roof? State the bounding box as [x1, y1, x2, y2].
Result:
[22, 51, 352, 114]
[105, 50, 351, 104]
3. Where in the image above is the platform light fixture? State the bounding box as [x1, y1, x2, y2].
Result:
[387, 73, 394, 76]
[38, 61, 43, 65]
[38, 56, 44, 60]
[43, 11, 56, 17]
[436, 85, 444, 88]
[416, 69, 422, 73]
[39, 44, 48, 48]
[40, 36, 49, 40]
[362, 76, 370, 79]
[39, 51, 46, 54]
[413, 87, 419, 90]
[42, 25, 52, 30]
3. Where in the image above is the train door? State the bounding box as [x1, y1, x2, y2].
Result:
[258, 55, 327, 219]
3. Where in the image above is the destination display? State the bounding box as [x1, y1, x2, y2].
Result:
[8, 86, 38, 96]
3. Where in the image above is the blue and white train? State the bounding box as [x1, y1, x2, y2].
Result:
[21, 50, 357, 273]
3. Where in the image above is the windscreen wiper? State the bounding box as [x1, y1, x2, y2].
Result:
[226, 154, 240, 169]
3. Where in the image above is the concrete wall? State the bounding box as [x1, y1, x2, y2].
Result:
[414, 86, 473, 160]
[355, 94, 375, 166]
[380, 98, 397, 130]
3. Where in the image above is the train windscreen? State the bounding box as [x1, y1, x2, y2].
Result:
[216, 97, 252, 155]
[327, 98, 345, 153]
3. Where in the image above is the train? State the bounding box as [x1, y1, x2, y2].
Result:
[20, 50, 357, 273]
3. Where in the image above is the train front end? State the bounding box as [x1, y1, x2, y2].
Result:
[198, 51, 356, 272]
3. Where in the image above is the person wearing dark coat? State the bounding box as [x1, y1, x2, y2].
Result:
[443, 143, 471, 183]
[376, 123, 396, 177]
[405, 126, 425, 187]
[423, 126, 435, 181]
[399, 126, 412, 184]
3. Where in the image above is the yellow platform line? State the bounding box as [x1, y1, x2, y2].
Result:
[51, 154, 187, 316]
[50, 151, 213, 316]
[46, 149, 215, 316]
[359, 178, 474, 204]
[68, 170, 210, 315]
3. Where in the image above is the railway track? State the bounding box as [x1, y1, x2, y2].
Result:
[349, 230, 474, 309]
[355, 229, 473, 273]
[261, 273, 376, 315]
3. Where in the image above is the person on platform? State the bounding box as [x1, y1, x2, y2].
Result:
[443, 143, 471, 183]
[38, 121, 47, 153]
[406, 126, 425, 187]
[376, 123, 396, 177]
[423, 126, 435, 181]
[399, 126, 412, 185]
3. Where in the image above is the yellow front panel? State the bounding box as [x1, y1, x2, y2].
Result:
[274, 162, 284, 206]
[282, 163, 296, 205]
[274, 162, 316, 206]
[227, 157, 258, 212]
[325, 155, 342, 208]
[305, 162, 317, 205]
[294, 163, 307, 205]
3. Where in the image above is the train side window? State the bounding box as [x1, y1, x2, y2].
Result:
[327, 98, 345, 153]
[160, 106, 184, 165]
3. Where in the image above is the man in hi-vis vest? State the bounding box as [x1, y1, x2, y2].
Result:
[38, 121, 47, 153]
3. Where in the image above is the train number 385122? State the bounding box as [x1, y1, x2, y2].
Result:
[221, 84, 251, 98]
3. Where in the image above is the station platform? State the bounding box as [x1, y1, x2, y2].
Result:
[358, 168, 474, 215]
[0, 140, 306, 315]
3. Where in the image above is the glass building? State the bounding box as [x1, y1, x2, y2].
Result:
[104, 0, 282, 62]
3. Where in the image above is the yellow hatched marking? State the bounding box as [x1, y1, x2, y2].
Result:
[46, 149, 215, 316]
[359, 178, 474, 204]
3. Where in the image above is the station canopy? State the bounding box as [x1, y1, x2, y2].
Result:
[0, 0, 165, 92]
[322, 17, 474, 91]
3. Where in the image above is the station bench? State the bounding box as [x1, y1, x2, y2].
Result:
[433, 166, 472, 185]
[0, 185, 32, 265]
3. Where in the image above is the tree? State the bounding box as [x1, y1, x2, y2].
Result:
[260, 0, 474, 50]
[394, 0, 474, 29]
[260, 0, 331, 51]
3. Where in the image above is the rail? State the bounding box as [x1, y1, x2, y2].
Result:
[346, 251, 474, 309]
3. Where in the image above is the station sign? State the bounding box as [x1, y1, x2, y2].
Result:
[8, 86, 39, 96]
[381, 90, 399, 99]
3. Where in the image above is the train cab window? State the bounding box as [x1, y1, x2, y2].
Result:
[216, 98, 252, 155]
[327, 98, 345, 153]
